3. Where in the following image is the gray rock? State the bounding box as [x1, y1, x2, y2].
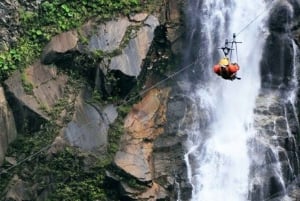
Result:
[144, 15, 160, 29]
[109, 16, 159, 76]
[109, 27, 158, 76]
[103, 104, 118, 124]
[41, 31, 79, 64]
[64, 89, 117, 153]
[268, 1, 293, 33]
[88, 18, 131, 52]
[261, 1, 294, 89]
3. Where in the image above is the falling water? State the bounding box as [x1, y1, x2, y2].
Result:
[183, 0, 270, 200]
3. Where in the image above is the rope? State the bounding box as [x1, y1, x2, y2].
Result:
[0, 58, 198, 176]
[235, 10, 267, 37]
[0, 0, 276, 179]
[0, 119, 108, 176]
[119, 58, 199, 105]
[235, 1, 275, 37]
[0, 145, 51, 175]
[223, 1, 275, 63]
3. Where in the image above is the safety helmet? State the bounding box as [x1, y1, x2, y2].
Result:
[219, 57, 230, 66]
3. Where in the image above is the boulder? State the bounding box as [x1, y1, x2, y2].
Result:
[88, 18, 131, 52]
[120, 181, 168, 201]
[64, 88, 117, 153]
[4, 62, 68, 132]
[4, 175, 33, 201]
[114, 88, 171, 199]
[0, 87, 17, 165]
[107, 15, 159, 77]
[41, 31, 79, 64]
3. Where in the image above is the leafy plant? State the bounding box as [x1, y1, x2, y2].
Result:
[0, 0, 144, 83]
[21, 71, 34, 94]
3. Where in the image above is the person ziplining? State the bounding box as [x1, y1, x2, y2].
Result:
[213, 33, 242, 81]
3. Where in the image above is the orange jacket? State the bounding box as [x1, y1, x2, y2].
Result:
[213, 63, 239, 75]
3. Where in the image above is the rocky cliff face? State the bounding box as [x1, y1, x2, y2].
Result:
[249, 89, 300, 200]
[251, 0, 300, 200]
[0, 0, 41, 51]
[0, 87, 17, 166]
[3, 0, 300, 200]
[0, 0, 188, 200]
[261, 0, 295, 89]
[0, 0, 41, 166]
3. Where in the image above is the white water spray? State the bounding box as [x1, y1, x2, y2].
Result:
[184, 0, 268, 200]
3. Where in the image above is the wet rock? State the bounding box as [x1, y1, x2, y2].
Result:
[265, 147, 278, 164]
[268, 176, 285, 198]
[269, 1, 293, 33]
[287, 150, 299, 175]
[275, 116, 288, 131]
[277, 136, 296, 151]
[285, 100, 300, 136]
[250, 88, 300, 200]
[165, 94, 188, 134]
[164, 0, 184, 55]
[260, 33, 294, 89]
[280, 160, 295, 184]
[249, 168, 285, 201]
[261, 1, 294, 89]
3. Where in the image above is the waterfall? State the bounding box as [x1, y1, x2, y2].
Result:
[182, 0, 270, 200]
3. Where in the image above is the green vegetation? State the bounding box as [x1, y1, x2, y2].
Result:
[37, 147, 111, 201]
[0, 0, 142, 81]
[0, 72, 131, 200]
[21, 71, 34, 94]
[0, 0, 175, 200]
[0, 121, 59, 197]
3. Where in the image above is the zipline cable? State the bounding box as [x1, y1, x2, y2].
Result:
[0, 119, 103, 176]
[235, 1, 274, 37]
[119, 58, 199, 105]
[0, 145, 51, 175]
[0, 0, 277, 177]
[223, 0, 275, 62]
[0, 58, 199, 176]
[235, 9, 267, 37]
